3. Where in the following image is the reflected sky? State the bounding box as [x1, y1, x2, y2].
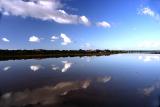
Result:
[0, 76, 111, 107]
[138, 54, 160, 62]
[29, 61, 73, 73]
[61, 61, 73, 72]
[51, 64, 59, 71]
[97, 76, 112, 83]
[30, 65, 41, 72]
[142, 79, 160, 96]
[0, 54, 160, 107]
[3, 66, 11, 71]
[0, 80, 90, 107]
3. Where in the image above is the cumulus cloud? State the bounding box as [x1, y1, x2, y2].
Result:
[29, 36, 40, 43]
[60, 33, 72, 45]
[139, 7, 155, 16]
[79, 16, 91, 26]
[96, 21, 111, 28]
[0, 0, 90, 25]
[51, 35, 59, 42]
[138, 7, 160, 20]
[2, 37, 10, 42]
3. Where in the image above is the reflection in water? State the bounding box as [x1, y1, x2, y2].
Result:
[61, 61, 72, 72]
[3, 66, 11, 71]
[0, 76, 111, 107]
[30, 65, 41, 72]
[138, 55, 160, 62]
[81, 57, 93, 62]
[86, 57, 92, 62]
[0, 80, 89, 107]
[97, 76, 112, 83]
[51, 61, 73, 72]
[51, 65, 60, 71]
[3, 54, 160, 106]
[28, 60, 73, 72]
[142, 80, 160, 96]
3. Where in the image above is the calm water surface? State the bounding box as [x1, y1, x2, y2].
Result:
[0, 54, 160, 107]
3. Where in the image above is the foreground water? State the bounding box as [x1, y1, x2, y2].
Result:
[0, 54, 160, 107]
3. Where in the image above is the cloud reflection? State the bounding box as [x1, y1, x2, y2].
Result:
[61, 61, 72, 72]
[30, 65, 41, 72]
[3, 66, 11, 71]
[51, 65, 60, 71]
[138, 55, 160, 62]
[97, 76, 112, 83]
[0, 75, 111, 107]
[142, 80, 160, 96]
[51, 61, 73, 72]
[0, 80, 91, 107]
[81, 57, 93, 62]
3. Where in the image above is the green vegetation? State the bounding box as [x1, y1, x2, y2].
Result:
[0, 49, 127, 60]
[0, 49, 158, 60]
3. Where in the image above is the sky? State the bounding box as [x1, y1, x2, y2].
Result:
[0, 0, 160, 50]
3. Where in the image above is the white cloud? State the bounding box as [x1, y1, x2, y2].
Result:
[79, 16, 90, 26]
[60, 33, 72, 45]
[140, 7, 155, 16]
[29, 36, 40, 43]
[0, 0, 90, 25]
[96, 21, 111, 28]
[61, 61, 72, 72]
[51, 35, 59, 42]
[30, 65, 41, 72]
[138, 7, 160, 20]
[2, 37, 10, 42]
[138, 40, 160, 49]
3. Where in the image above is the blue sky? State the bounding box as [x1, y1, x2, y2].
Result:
[0, 0, 160, 50]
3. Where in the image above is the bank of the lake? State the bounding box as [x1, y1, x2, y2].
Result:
[0, 49, 159, 60]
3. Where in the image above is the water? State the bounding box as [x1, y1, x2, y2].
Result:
[0, 54, 160, 107]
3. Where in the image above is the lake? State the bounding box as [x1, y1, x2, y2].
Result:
[0, 54, 160, 107]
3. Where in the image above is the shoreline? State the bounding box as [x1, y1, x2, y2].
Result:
[0, 49, 159, 61]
